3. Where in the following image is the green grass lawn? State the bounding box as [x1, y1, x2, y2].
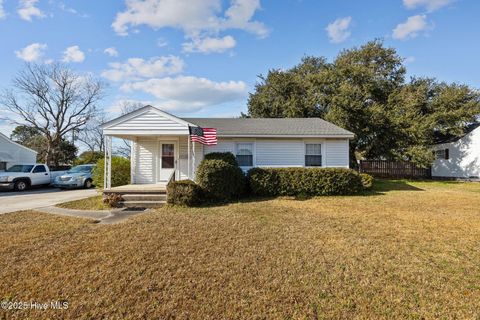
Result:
[1, 180, 479, 319]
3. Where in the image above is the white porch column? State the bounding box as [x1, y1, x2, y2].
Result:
[192, 141, 195, 181]
[187, 136, 191, 180]
[130, 138, 136, 184]
[104, 135, 112, 190]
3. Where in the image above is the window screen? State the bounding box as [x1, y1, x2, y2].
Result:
[236, 143, 253, 167]
[305, 144, 322, 167]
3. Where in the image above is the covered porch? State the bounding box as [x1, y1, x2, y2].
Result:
[101, 106, 203, 192]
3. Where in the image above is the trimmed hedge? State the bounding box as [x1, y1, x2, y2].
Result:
[167, 180, 204, 206]
[360, 173, 374, 190]
[247, 167, 368, 196]
[203, 152, 238, 166]
[196, 159, 245, 200]
[93, 157, 131, 188]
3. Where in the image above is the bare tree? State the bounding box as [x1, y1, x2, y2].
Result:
[113, 101, 144, 158]
[77, 113, 106, 152]
[1, 63, 104, 165]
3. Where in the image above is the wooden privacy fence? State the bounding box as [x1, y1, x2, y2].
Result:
[359, 160, 431, 179]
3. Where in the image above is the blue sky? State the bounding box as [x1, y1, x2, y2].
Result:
[1, 0, 479, 135]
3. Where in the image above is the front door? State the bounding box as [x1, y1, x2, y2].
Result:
[159, 142, 176, 182]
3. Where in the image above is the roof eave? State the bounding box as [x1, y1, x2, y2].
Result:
[217, 134, 355, 139]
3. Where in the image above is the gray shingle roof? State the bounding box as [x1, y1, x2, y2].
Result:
[182, 118, 354, 137]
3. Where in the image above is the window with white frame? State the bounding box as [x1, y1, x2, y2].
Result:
[236, 143, 253, 167]
[305, 143, 322, 166]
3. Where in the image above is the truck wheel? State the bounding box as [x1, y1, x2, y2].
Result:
[84, 179, 93, 189]
[14, 180, 28, 191]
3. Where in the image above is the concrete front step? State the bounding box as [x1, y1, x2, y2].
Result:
[122, 194, 167, 201]
[119, 200, 166, 209]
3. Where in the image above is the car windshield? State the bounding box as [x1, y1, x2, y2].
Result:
[67, 166, 93, 174]
[6, 165, 34, 173]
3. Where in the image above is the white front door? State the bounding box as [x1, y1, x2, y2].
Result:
[158, 142, 176, 182]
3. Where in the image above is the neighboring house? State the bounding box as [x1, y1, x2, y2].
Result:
[101, 106, 354, 189]
[0, 132, 37, 171]
[431, 123, 480, 179]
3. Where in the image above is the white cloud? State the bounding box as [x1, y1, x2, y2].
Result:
[0, 0, 6, 19]
[403, 0, 453, 11]
[58, 2, 88, 18]
[392, 15, 430, 40]
[104, 47, 119, 57]
[18, 0, 45, 21]
[111, 0, 269, 38]
[101, 55, 185, 82]
[326, 17, 352, 43]
[183, 35, 236, 53]
[62, 45, 85, 63]
[404, 56, 416, 63]
[120, 76, 247, 112]
[157, 38, 168, 47]
[15, 43, 47, 62]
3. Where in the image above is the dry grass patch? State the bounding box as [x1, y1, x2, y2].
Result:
[1, 180, 479, 319]
[56, 195, 110, 210]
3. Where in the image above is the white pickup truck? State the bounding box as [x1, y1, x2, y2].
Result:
[0, 164, 67, 191]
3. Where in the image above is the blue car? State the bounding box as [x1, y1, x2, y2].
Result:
[53, 164, 95, 189]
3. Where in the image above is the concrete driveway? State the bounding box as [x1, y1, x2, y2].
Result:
[0, 187, 98, 214]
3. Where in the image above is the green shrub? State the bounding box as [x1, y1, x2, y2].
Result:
[196, 159, 245, 201]
[247, 167, 364, 196]
[203, 152, 238, 166]
[93, 157, 130, 188]
[360, 173, 374, 190]
[167, 180, 204, 206]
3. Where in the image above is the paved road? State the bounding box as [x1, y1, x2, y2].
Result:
[0, 188, 98, 214]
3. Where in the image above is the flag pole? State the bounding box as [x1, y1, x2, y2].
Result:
[187, 132, 191, 180]
[192, 140, 195, 181]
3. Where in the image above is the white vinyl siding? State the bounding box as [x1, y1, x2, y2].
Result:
[324, 139, 349, 168]
[0, 133, 37, 169]
[432, 127, 480, 178]
[132, 137, 351, 184]
[255, 140, 304, 167]
[106, 110, 189, 135]
[134, 138, 157, 184]
[204, 141, 235, 154]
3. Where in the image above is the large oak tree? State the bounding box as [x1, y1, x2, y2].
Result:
[247, 40, 480, 166]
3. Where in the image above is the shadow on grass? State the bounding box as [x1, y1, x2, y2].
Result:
[177, 180, 427, 208]
[371, 179, 425, 193]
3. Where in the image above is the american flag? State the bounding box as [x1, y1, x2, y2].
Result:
[189, 126, 217, 145]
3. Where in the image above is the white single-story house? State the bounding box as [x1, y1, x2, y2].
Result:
[101, 106, 354, 189]
[0, 132, 37, 171]
[431, 123, 480, 179]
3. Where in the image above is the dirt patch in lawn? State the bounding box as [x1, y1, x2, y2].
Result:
[1, 180, 479, 319]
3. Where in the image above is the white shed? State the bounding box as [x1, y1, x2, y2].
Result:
[0, 132, 38, 171]
[431, 123, 480, 179]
